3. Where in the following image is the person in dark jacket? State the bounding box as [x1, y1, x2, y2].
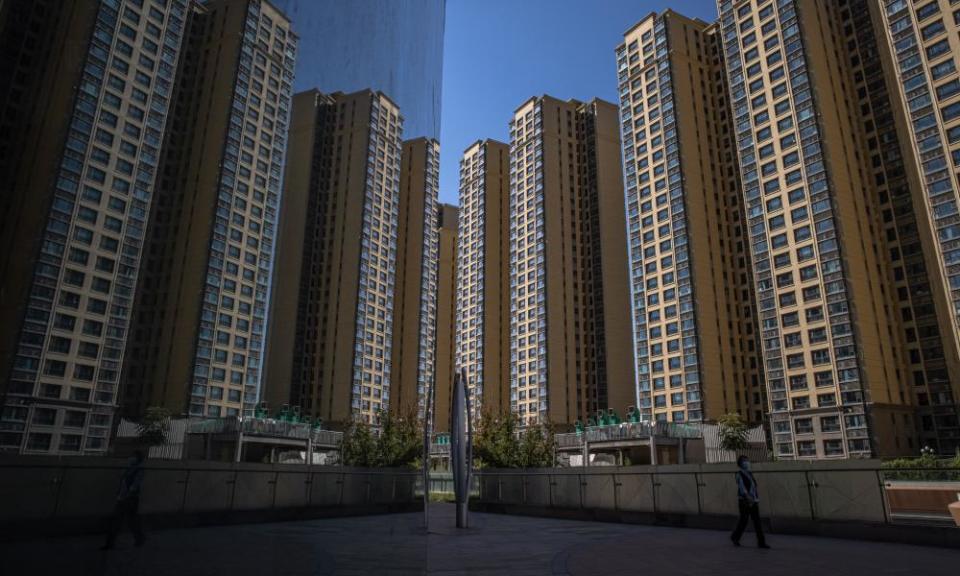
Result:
[731, 455, 769, 548]
[102, 450, 146, 550]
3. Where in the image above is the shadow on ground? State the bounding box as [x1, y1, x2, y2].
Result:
[2, 503, 958, 575]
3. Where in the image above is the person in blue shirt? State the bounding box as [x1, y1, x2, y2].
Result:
[102, 450, 146, 550]
[731, 454, 770, 548]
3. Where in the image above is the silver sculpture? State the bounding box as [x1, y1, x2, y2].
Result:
[450, 367, 473, 528]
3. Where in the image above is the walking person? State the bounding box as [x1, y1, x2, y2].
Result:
[102, 450, 146, 550]
[730, 455, 769, 548]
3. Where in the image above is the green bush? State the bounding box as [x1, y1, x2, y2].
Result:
[473, 411, 556, 469]
[882, 448, 960, 481]
[137, 406, 171, 447]
[341, 410, 423, 468]
[717, 412, 749, 453]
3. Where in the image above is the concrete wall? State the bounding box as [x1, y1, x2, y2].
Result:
[475, 461, 960, 547]
[0, 456, 421, 539]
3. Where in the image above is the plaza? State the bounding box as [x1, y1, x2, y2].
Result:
[3, 503, 958, 576]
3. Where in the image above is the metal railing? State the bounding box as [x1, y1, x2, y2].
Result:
[188, 416, 343, 445]
[476, 463, 960, 527]
[557, 421, 705, 448]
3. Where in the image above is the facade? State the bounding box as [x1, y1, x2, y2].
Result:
[434, 203, 459, 432]
[125, 0, 297, 420]
[617, 13, 764, 426]
[0, 0, 189, 454]
[508, 96, 635, 426]
[455, 140, 511, 417]
[717, 0, 917, 459]
[271, 0, 444, 139]
[869, 0, 960, 454]
[264, 89, 402, 425]
[390, 137, 440, 418]
[617, 11, 764, 423]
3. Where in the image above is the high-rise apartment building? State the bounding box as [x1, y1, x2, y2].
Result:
[617, 12, 764, 425]
[272, 0, 445, 139]
[0, 0, 189, 454]
[455, 139, 511, 417]
[869, 0, 960, 453]
[390, 137, 440, 418]
[717, 0, 917, 458]
[125, 0, 296, 420]
[508, 96, 634, 426]
[434, 203, 458, 432]
[264, 89, 402, 425]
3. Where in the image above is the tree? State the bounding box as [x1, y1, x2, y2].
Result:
[341, 421, 378, 467]
[137, 406, 171, 447]
[376, 410, 422, 467]
[473, 411, 556, 468]
[473, 411, 520, 468]
[340, 410, 423, 468]
[717, 412, 749, 453]
[518, 421, 556, 468]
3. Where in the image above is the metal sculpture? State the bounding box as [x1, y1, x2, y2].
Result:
[450, 367, 473, 528]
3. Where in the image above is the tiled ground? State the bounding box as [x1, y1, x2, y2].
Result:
[2, 504, 958, 575]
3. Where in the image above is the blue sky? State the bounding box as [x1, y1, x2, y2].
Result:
[438, 0, 718, 204]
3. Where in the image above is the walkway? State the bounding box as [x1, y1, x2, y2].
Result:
[2, 504, 958, 575]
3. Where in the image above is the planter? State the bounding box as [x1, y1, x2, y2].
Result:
[950, 501, 960, 527]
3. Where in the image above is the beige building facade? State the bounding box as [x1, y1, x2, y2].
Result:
[434, 203, 459, 432]
[390, 137, 440, 419]
[126, 0, 297, 420]
[0, 0, 190, 454]
[617, 12, 765, 426]
[455, 140, 511, 418]
[264, 89, 402, 426]
[717, 0, 917, 458]
[508, 96, 635, 426]
[869, 0, 960, 454]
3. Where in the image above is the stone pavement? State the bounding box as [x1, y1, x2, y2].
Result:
[2, 503, 958, 575]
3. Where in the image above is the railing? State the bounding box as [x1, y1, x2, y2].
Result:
[188, 416, 342, 445]
[476, 462, 960, 528]
[0, 457, 418, 537]
[558, 422, 704, 448]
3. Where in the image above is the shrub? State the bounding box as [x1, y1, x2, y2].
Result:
[473, 411, 556, 468]
[882, 447, 960, 481]
[717, 412, 749, 453]
[137, 406, 171, 447]
[341, 410, 423, 468]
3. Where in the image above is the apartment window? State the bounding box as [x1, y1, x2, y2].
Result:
[794, 418, 813, 434]
[26, 433, 52, 452]
[789, 374, 808, 390]
[33, 408, 57, 426]
[792, 396, 810, 410]
[811, 349, 831, 365]
[820, 416, 840, 433]
[927, 39, 951, 59]
[787, 353, 805, 369]
[808, 327, 827, 343]
[73, 365, 95, 381]
[817, 393, 837, 407]
[823, 439, 843, 456]
[921, 20, 946, 41]
[814, 371, 834, 388]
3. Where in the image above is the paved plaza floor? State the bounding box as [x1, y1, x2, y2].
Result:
[2, 503, 958, 575]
